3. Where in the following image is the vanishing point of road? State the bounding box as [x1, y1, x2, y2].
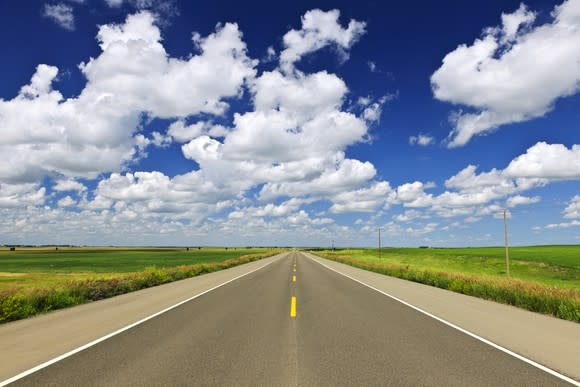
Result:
[3, 252, 576, 386]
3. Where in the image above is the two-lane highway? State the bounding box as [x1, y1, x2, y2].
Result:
[7, 252, 572, 386]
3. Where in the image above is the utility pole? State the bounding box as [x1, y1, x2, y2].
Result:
[377, 228, 383, 258]
[331, 239, 335, 251]
[503, 209, 510, 278]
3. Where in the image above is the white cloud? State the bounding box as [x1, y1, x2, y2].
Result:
[43, 3, 75, 31]
[279, 9, 366, 73]
[546, 220, 580, 229]
[167, 121, 205, 143]
[362, 102, 382, 123]
[53, 179, 87, 193]
[0, 12, 255, 184]
[0, 183, 46, 209]
[393, 209, 428, 222]
[504, 142, 580, 179]
[367, 61, 377, 72]
[259, 155, 376, 201]
[564, 195, 580, 219]
[506, 195, 540, 207]
[409, 134, 434, 146]
[431, 0, 580, 147]
[104, 0, 124, 6]
[390, 181, 435, 208]
[58, 195, 77, 207]
[265, 46, 276, 62]
[329, 181, 392, 213]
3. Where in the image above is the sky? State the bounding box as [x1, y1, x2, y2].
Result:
[0, 0, 579, 247]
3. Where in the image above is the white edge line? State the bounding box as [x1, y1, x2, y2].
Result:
[0, 255, 283, 387]
[305, 253, 580, 386]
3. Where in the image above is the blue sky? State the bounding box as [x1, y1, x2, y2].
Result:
[0, 0, 578, 247]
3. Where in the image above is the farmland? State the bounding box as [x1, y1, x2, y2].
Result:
[0, 247, 278, 322]
[311, 245, 580, 322]
[316, 245, 580, 288]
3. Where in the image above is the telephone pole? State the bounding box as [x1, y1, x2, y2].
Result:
[503, 209, 510, 278]
[377, 228, 383, 258]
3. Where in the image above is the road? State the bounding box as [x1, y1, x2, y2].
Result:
[6, 252, 574, 386]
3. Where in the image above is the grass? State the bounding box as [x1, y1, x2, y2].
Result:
[311, 245, 580, 323]
[0, 247, 269, 274]
[0, 247, 278, 323]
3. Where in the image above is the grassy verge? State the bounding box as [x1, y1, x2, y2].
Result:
[0, 250, 278, 323]
[311, 249, 580, 323]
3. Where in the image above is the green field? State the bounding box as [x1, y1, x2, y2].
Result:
[0, 247, 278, 322]
[321, 245, 580, 288]
[312, 245, 580, 322]
[0, 247, 275, 290]
[0, 247, 271, 273]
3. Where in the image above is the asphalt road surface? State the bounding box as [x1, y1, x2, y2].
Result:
[10, 252, 571, 386]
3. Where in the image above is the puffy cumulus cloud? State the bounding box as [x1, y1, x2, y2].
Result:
[279, 9, 366, 73]
[228, 198, 311, 220]
[53, 178, 87, 193]
[85, 13, 256, 117]
[564, 195, 580, 219]
[390, 181, 435, 208]
[409, 134, 434, 146]
[57, 195, 77, 207]
[0, 183, 46, 209]
[393, 142, 580, 221]
[506, 195, 540, 207]
[361, 95, 393, 124]
[329, 182, 392, 213]
[0, 12, 255, 184]
[392, 210, 430, 223]
[167, 121, 228, 143]
[43, 3, 75, 31]
[2, 8, 440, 245]
[286, 210, 333, 226]
[176, 10, 376, 208]
[259, 155, 376, 201]
[431, 0, 580, 147]
[504, 142, 580, 179]
[87, 171, 239, 221]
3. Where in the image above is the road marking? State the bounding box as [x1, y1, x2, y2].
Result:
[290, 296, 297, 317]
[293, 268, 296, 272]
[292, 275, 296, 283]
[0, 255, 283, 387]
[307, 254, 580, 386]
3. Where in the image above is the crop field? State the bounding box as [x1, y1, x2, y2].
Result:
[312, 245, 580, 322]
[0, 247, 268, 273]
[0, 247, 278, 322]
[320, 245, 580, 288]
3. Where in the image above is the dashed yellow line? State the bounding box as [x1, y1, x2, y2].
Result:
[292, 275, 296, 283]
[290, 296, 296, 317]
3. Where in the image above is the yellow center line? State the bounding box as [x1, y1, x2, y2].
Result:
[292, 275, 296, 283]
[290, 296, 296, 317]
